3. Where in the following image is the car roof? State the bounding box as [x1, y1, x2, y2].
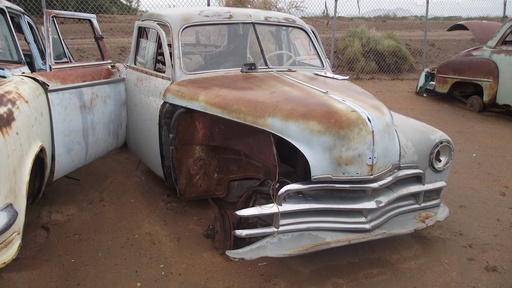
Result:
[140, 7, 306, 28]
[0, 0, 25, 13]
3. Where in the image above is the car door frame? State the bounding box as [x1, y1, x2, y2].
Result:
[34, 10, 127, 180]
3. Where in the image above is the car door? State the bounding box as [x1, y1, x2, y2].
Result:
[35, 10, 127, 179]
[125, 21, 173, 178]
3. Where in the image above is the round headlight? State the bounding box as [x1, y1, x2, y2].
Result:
[429, 140, 454, 172]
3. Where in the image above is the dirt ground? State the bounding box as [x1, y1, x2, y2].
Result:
[1, 13, 511, 287]
[0, 79, 510, 287]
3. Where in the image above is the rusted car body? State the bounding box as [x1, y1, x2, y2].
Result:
[124, 7, 454, 259]
[0, 5, 126, 267]
[1, 5, 454, 266]
[417, 19, 512, 112]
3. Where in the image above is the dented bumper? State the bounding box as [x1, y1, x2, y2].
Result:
[225, 167, 449, 259]
[226, 203, 449, 260]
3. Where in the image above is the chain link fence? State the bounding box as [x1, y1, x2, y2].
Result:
[10, 0, 510, 78]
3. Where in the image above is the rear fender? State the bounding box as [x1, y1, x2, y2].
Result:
[0, 76, 52, 268]
[436, 56, 498, 104]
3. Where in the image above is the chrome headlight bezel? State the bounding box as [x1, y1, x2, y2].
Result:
[429, 140, 454, 172]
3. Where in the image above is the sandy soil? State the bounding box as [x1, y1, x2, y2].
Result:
[0, 79, 510, 287]
[1, 14, 511, 287]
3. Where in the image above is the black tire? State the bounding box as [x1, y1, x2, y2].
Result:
[467, 95, 484, 113]
[27, 155, 45, 204]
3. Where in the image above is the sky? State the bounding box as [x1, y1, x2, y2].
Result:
[139, 0, 509, 18]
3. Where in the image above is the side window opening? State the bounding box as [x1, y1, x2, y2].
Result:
[50, 16, 104, 64]
[501, 29, 512, 46]
[7, 13, 45, 72]
[26, 18, 45, 68]
[135, 26, 168, 74]
[0, 11, 20, 62]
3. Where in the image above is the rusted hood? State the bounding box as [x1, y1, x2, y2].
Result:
[447, 20, 502, 45]
[164, 71, 399, 179]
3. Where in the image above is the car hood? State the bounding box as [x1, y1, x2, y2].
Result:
[164, 71, 399, 180]
[447, 20, 503, 45]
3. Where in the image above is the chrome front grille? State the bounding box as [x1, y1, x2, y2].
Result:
[233, 169, 446, 238]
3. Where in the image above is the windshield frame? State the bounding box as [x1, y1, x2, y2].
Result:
[178, 21, 325, 74]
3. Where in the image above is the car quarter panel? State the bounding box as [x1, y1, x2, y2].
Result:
[0, 76, 52, 268]
[436, 54, 498, 103]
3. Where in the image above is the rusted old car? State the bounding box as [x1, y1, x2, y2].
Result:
[416, 19, 512, 112]
[123, 7, 454, 259]
[1, 6, 454, 266]
[0, 3, 126, 268]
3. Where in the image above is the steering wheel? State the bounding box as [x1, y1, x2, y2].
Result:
[259, 50, 297, 67]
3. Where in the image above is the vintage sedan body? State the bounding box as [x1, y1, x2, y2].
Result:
[0, 6, 126, 267]
[124, 7, 454, 259]
[1, 6, 454, 265]
[417, 19, 512, 112]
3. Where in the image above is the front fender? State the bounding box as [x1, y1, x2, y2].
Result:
[392, 112, 454, 184]
[0, 76, 52, 268]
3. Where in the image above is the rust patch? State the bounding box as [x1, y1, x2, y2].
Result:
[437, 55, 498, 81]
[174, 111, 277, 200]
[416, 211, 436, 223]
[165, 71, 377, 135]
[29, 65, 117, 87]
[447, 20, 502, 44]
[0, 232, 20, 268]
[0, 83, 28, 137]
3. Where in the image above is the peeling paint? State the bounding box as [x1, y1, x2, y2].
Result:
[0, 83, 28, 137]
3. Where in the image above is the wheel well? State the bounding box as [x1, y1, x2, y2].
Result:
[27, 149, 48, 204]
[449, 81, 483, 98]
[159, 105, 311, 200]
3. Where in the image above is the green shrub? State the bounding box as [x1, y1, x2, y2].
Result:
[337, 25, 414, 76]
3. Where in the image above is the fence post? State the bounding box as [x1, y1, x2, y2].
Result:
[330, 0, 338, 66]
[422, 0, 430, 71]
[503, 0, 507, 20]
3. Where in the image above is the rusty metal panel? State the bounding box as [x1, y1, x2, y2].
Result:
[447, 20, 503, 45]
[174, 111, 277, 200]
[165, 71, 399, 180]
[29, 64, 118, 86]
[436, 51, 499, 103]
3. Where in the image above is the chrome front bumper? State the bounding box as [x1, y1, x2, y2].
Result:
[226, 168, 449, 259]
[226, 204, 449, 259]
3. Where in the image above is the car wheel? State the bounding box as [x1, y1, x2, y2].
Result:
[467, 95, 484, 113]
